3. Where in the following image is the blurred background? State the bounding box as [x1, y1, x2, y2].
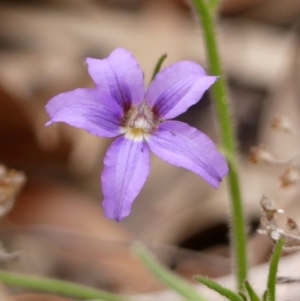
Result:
[1, 0, 300, 299]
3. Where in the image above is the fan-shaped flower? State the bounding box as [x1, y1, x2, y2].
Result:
[45, 48, 228, 221]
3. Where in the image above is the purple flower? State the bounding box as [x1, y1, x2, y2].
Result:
[45, 48, 228, 221]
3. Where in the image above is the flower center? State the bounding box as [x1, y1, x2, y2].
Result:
[122, 102, 158, 141]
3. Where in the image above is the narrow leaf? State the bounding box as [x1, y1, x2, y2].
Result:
[133, 243, 208, 301]
[244, 280, 260, 301]
[196, 276, 243, 301]
[266, 237, 285, 301]
[262, 290, 268, 301]
[238, 291, 247, 301]
[150, 54, 167, 81]
[0, 270, 129, 301]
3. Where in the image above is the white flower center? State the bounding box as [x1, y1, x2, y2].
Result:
[122, 102, 158, 141]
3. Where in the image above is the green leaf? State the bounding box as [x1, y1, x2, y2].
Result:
[0, 270, 129, 301]
[262, 290, 269, 301]
[238, 291, 248, 301]
[133, 243, 208, 301]
[150, 53, 167, 81]
[266, 237, 285, 301]
[244, 280, 260, 301]
[195, 276, 243, 301]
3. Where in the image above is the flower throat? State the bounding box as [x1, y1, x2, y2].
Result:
[122, 102, 158, 141]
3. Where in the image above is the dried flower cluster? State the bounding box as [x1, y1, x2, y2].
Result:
[258, 195, 300, 284]
[249, 114, 300, 187]
[253, 114, 300, 244]
[259, 195, 300, 252]
[250, 114, 300, 284]
[258, 195, 284, 241]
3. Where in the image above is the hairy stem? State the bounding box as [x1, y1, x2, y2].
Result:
[192, 0, 247, 289]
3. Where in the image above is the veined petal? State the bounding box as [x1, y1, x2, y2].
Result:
[146, 61, 217, 119]
[101, 137, 150, 221]
[147, 121, 228, 188]
[46, 88, 123, 138]
[86, 48, 145, 111]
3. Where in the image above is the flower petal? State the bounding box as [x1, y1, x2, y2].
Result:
[147, 121, 228, 188]
[45, 88, 123, 138]
[101, 137, 150, 221]
[146, 61, 217, 119]
[86, 48, 145, 110]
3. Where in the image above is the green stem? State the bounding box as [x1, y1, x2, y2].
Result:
[0, 270, 130, 301]
[207, 0, 222, 14]
[192, 0, 247, 289]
